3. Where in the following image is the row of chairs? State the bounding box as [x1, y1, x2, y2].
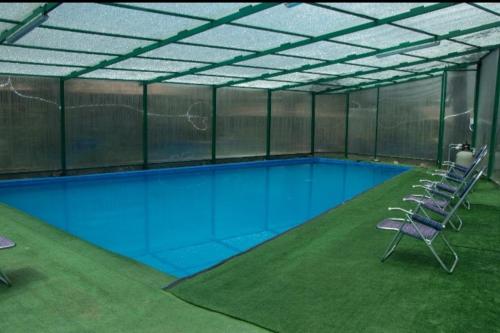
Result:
[376, 145, 488, 273]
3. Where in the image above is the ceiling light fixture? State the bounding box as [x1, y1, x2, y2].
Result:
[4, 13, 48, 44]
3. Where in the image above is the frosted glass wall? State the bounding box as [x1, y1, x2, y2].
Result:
[216, 87, 267, 158]
[270, 91, 311, 155]
[377, 77, 441, 160]
[65, 79, 143, 169]
[0, 75, 60, 173]
[476, 50, 499, 171]
[443, 70, 477, 162]
[348, 89, 377, 156]
[148, 83, 212, 163]
[315, 94, 346, 154]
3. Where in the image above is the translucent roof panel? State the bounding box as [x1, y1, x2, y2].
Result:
[0, 3, 45, 21]
[235, 4, 369, 36]
[475, 3, 500, 14]
[445, 51, 489, 65]
[453, 27, 500, 48]
[165, 75, 236, 85]
[143, 43, 252, 63]
[233, 80, 289, 89]
[396, 3, 500, 36]
[0, 22, 15, 32]
[319, 3, 435, 19]
[121, 3, 253, 20]
[17, 28, 150, 54]
[332, 25, 430, 49]
[402, 61, 447, 73]
[0, 62, 76, 76]
[199, 66, 278, 78]
[279, 41, 370, 61]
[347, 54, 417, 67]
[306, 63, 373, 76]
[108, 58, 204, 72]
[236, 55, 321, 70]
[359, 70, 409, 80]
[47, 3, 205, 40]
[271, 72, 331, 83]
[182, 25, 305, 51]
[394, 74, 434, 83]
[406, 40, 474, 58]
[0, 45, 113, 67]
[82, 69, 166, 81]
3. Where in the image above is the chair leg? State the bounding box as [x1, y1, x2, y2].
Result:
[0, 269, 11, 287]
[426, 235, 459, 274]
[381, 231, 404, 262]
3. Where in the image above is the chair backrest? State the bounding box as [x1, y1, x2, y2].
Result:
[462, 145, 487, 178]
[442, 167, 485, 227]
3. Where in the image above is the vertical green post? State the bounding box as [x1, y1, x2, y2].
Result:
[311, 92, 316, 155]
[487, 54, 500, 178]
[374, 87, 380, 160]
[344, 93, 349, 159]
[142, 84, 148, 169]
[472, 64, 482, 147]
[266, 90, 272, 159]
[59, 78, 66, 175]
[212, 86, 217, 163]
[437, 71, 448, 166]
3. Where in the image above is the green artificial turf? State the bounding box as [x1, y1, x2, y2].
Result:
[0, 205, 265, 332]
[170, 169, 500, 333]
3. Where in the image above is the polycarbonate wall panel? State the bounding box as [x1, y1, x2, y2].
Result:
[216, 88, 266, 158]
[271, 91, 311, 155]
[443, 70, 476, 162]
[315, 94, 346, 153]
[377, 77, 441, 160]
[0, 75, 60, 173]
[148, 83, 211, 163]
[476, 50, 499, 170]
[348, 89, 377, 156]
[494, 87, 500, 184]
[65, 79, 143, 169]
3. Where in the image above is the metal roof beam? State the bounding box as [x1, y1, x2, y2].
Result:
[219, 20, 500, 88]
[145, 3, 457, 84]
[63, 3, 279, 80]
[273, 45, 499, 91]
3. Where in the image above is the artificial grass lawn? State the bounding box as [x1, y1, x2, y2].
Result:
[170, 169, 500, 333]
[0, 205, 265, 332]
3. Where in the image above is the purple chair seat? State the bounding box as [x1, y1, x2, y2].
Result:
[377, 219, 440, 240]
[404, 195, 448, 208]
[437, 183, 457, 194]
[0, 236, 15, 250]
[377, 219, 404, 231]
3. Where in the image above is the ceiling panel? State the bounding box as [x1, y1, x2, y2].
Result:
[234, 80, 290, 89]
[236, 55, 321, 70]
[347, 54, 417, 67]
[165, 75, 237, 85]
[235, 3, 369, 36]
[199, 65, 278, 78]
[119, 3, 252, 20]
[406, 40, 474, 58]
[453, 27, 500, 48]
[143, 43, 252, 63]
[82, 69, 166, 81]
[0, 3, 45, 21]
[279, 41, 370, 61]
[319, 3, 435, 19]
[402, 61, 447, 72]
[306, 63, 372, 76]
[271, 72, 330, 82]
[108, 58, 204, 72]
[359, 69, 409, 80]
[0, 62, 76, 76]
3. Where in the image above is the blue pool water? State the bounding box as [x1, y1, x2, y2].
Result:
[0, 158, 408, 278]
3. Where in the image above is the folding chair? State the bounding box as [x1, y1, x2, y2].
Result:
[0, 235, 16, 286]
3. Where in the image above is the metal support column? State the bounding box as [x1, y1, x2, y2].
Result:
[311, 92, 316, 155]
[437, 71, 448, 166]
[374, 87, 380, 160]
[212, 86, 217, 163]
[266, 90, 272, 159]
[59, 78, 66, 175]
[344, 93, 349, 158]
[472, 63, 482, 147]
[142, 84, 148, 169]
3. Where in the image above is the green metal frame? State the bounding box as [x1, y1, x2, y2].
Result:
[266, 90, 272, 158]
[145, 3, 456, 84]
[63, 3, 279, 79]
[311, 92, 316, 155]
[374, 87, 380, 159]
[142, 84, 148, 168]
[0, 3, 60, 43]
[211, 86, 217, 162]
[437, 71, 448, 166]
[472, 62, 482, 147]
[344, 93, 350, 158]
[59, 78, 66, 175]
[487, 51, 500, 178]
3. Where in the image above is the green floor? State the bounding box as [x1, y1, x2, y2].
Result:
[1, 169, 499, 332]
